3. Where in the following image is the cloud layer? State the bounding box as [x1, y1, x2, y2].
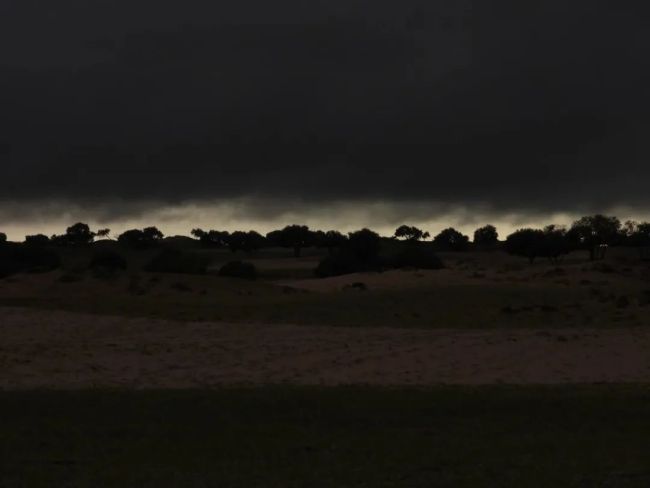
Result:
[1, 0, 649, 224]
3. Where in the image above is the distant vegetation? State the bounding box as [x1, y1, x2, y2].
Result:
[1, 214, 649, 279]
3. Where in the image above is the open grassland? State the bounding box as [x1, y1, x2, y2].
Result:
[2, 386, 650, 488]
[1, 246, 649, 328]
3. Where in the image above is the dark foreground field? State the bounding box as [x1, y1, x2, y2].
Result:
[2, 387, 650, 488]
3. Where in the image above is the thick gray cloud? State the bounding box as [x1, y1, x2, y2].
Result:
[1, 0, 649, 215]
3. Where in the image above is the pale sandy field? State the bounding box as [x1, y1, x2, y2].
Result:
[2, 306, 650, 389]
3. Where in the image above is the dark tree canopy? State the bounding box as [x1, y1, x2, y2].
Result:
[346, 228, 381, 262]
[118, 227, 165, 249]
[192, 228, 231, 248]
[433, 228, 470, 251]
[315, 230, 348, 254]
[266, 225, 315, 257]
[473, 225, 499, 247]
[567, 215, 621, 260]
[96, 228, 111, 239]
[393, 225, 430, 242]
[505, 228, 545, 263]
[143, 227, 164, 242]
[0, 233, 6, 244]
[505, 226, 570, 263]
[314, 228, 382, 277]
[55, 222, 96, 245]
[227, 231, 266, 253]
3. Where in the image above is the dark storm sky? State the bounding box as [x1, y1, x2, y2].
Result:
[1, 0, 649, 226]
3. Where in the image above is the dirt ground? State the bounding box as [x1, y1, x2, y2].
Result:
[2, 306, 650, 389]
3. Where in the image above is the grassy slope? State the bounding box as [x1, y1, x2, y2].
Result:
[2, 386, 650, 487]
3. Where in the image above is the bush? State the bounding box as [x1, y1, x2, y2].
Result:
[218, 261, 257, 280]
[314, 251, 381, 278]
[315, 241, 444, 277]
[144, 249, 209, 275]
[387, 245, 444, 270]
[24, 234, 50, 246]
[0, 243, 61, 278]
[89, 251, 128, 274]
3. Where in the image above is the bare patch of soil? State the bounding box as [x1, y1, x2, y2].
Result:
[2, 307, 650, 389]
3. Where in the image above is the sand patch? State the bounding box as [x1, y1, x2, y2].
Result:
[1, 307, 650, 389]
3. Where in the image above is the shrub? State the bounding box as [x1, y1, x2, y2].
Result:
[24, 234, 50, 246]
[218, 261, 257, 280]
[144, 249, 209, 275]
[315, 253, 357, 278]
[0, 243, 61, 277]
[387, 245, 444, 270]
[314, 251, 380, 278]
[89, 251, 128, 274]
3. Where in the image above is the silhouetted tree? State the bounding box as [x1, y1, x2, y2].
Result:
[266, 225, 314, 257]
[505, 228, 545, 263]
[433, 228, 470, 251]
[314, 228, 381, 277]
[143, 226, 164, 242]
[191, 228, 206, 239]
[539, 225, 571, 262]
[393, 225, 430, 242]
[567, 215, 621, 260]
[193, 228, 230, 247]
[96, 228, 111, 240]
[24, 234, 50, 246]
[60, 222, 96, 245]
[227, 231, 266, 253]
[505, 226, 570, 263]
[0, 233, 6, 244]
[473, 225, 499, 247]
[347, 228, 381, 262]
[315, 230, 348, 255]
[118, 227, 164, 249]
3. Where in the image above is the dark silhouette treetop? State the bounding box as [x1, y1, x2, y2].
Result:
[0, 233, 6, 243]
[567, 214, 621, 260]
[433, 228, 469, 251]
[505, 228, 544, 262]
[314, 230, 348, 254]
[143, 227, 164, 241]
[505, 226, 570, 263]
[118, 227, 164, 249]
[266, 225, 314, 257]
[473, 225, 499, 246]
[64, 222, 96, 245]
[96, 228, 111, 239]
[192, 228, 230, 247]
[568, 215, 621, 245]
[393, 225, 430, 241]
[228, 230, 266, 253]
[347, 228, 381, 262]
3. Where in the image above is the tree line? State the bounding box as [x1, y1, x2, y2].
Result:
[2, 214, 650, 264]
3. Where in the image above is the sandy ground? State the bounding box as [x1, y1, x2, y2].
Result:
[2, 306, 650, 389]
